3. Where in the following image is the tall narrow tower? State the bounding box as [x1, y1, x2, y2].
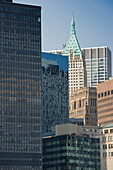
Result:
[63, 15, 87, 97]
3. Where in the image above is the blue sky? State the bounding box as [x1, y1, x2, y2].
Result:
[14, 0, 113, 74]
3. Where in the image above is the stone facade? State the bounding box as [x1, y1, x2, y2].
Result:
[69, 87, 97, 126]
[42, 52, 69, 135]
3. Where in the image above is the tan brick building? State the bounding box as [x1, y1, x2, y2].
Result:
[97, 78, 113, 127]
[69, 87, 97, 126]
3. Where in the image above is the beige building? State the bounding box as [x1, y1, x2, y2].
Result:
[97, 78, 113, 127]
[69, 87, 97, 126]
[55, 123, 82, 136]
[56, 123, 100, 138]
[68, 50, 87, 96]
[97, 124, 113, 170]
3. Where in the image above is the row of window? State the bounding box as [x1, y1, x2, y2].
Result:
[104, 129, 113, 134]
[103, 144, 113, 149]
[102, 135, 113, 142]
[103, 152, 113, 158]
[98, 90, 113, 98]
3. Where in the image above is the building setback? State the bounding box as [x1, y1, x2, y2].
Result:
[69, 87, 97, 126]
[42, 52, 69, 135]
[82, 46, 112, 87]
[0, 0, 42, 169]
[97, 78, 113, 127]
[43, 134, 100, 170]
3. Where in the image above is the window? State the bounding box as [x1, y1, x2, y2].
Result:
[103, 152, 107, 158]
[101, 93, 103, 97]
[108, 136, 112, 141]
[111, 144, 113, 148]
[103, 144, 107, 149]
[73, 102, 76, 109]
[111, 90, 113, 94]
[104, 130, 108, 134]
[108, 91, 110, 95]
[110, 129, 113, 133]
[98, 94, 100, 98]
[109, 144, 113, 149]
[111, 152, 113, 156]
[102, 137, 107, 142]
[104, 92, 107, 96]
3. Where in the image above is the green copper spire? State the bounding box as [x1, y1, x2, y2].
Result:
[71, 14, 75, 34]
[63, 15, 81, 56]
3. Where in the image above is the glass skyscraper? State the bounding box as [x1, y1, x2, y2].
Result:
[0, 0, 42, 169]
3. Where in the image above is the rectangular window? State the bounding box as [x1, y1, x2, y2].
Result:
[111, 90, 113, 94]
[104, 130, 108, 134]
[74, 102, 76, 109]
[108, 136, 112, 141]
[101, 93, 103, 97]
[98, 94, 100, 98]
[108, 91, 110, 95]
[103, 152, 107, 158]
[103, 144, 107, 149]
[104, 92, 107, 96]
[110, 129, 113, 133]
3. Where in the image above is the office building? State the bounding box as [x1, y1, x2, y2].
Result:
[43, 134, 100, 170]
[97, 124, 113, 170]
[0, 0, 42, 169]
[69, 87, 97, 126]
[82, 46, 112, 87]
[63, 15, 87, 96]
[97, 78, 113, 127]
[42, 52, 69, 135]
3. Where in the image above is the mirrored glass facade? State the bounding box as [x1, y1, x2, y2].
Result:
[42, 52, 69, 135]
[0, 1, 42, 169]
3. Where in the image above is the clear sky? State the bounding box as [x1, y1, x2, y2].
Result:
[14, 0, 113, 74]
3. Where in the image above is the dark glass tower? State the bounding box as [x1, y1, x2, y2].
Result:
[0, 1, 42, 169]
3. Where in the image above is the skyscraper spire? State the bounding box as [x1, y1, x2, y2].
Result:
[71, 13, 75, 34]
[63, 14, 81, 56]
